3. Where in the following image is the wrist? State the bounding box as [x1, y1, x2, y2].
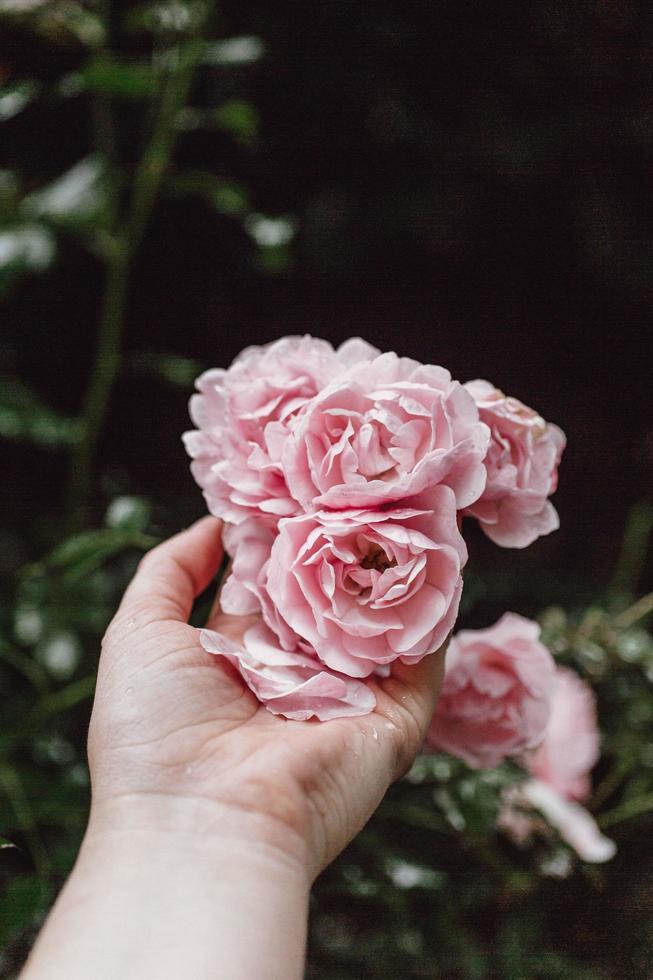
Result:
[24, 797, 311, 980]
[85, 790, 314, 882]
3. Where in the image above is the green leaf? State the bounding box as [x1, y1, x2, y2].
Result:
[46, 528, 157, 577]
[203, 36, 264, 66]
[29, 674, 96, 721]
[128, 351, 204, 387]
[0, 874, 53, 949]
[0, 836, 17, 850]
[169, 171, 251, 216]
[105, 496, 151, 532]
[0, 223, 54, 268]
[0, 168, 20, 220]
[0, 222, 56, 295]
[0, 80, 38, 123]
[81, 56, 155, 99]
[214, 99, 259, 140]
[0, 639, 49, 693]
[21, 156, 107, 230]
[124, 0, 208, 38]
[3, 4, 106, 47]
[0, 376, 81, 448]
[212, 181, 250, 216]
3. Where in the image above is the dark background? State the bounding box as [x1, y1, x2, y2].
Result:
[3, 0, 652, 585]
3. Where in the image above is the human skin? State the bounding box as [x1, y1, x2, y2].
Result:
[22, 517, 446, 980]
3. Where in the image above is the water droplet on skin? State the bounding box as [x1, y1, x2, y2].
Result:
[125, 686, 134, 695]
[372, 727, 379, 741]
[185, 766, 193, 776]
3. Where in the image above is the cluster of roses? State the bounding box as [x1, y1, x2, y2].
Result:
[184, 334, 564, 719]
[184, 338, 613, 862]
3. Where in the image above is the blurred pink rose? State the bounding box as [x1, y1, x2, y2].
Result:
[497, 667, 615, 863]
[200, 623, 376, 721]
[463, 380, 566, 548]
[526, 667, 600, 800]
[183, 335, 379, 524]
[283, 353, 489, 512]
[425, 613, 556, 768]
[266, 487, 466, 678]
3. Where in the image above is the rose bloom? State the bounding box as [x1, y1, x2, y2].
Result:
[183, 335, 378, 524]
[200, 622, 376, 721]
[497, 667, 615, 863]
[220, 517, 302, 653]
[224, 486, 465, 679]
[282, 352, 489, 512]
[526, 666, 600, 800]
[425, 613, 556, 769]
[463, 380, 566, 548]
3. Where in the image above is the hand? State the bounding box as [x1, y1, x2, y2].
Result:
[23, 517, 446, 980]
[90, 515, 446, 876]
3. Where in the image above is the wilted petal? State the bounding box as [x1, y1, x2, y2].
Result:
[200, 624, 376, 721]
[521, 779, 616, 863]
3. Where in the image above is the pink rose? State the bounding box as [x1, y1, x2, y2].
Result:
[463, 380, 566, 548]
[425, 613, 556, 768]
[200, 623, 376, 721]
[497, 668, 615, 863]
[282, 353, 489, 512]
[220, 518, 302, 652]
[183, 335, 379, 524]
[265, 486, 466, 678]
[526, 667, 600, 800]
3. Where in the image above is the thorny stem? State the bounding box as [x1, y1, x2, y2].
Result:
[67, 33, 205, 526]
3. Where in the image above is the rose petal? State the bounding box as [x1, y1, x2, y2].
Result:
[199, 624, 376, 721]
[521, 779, 616, 863]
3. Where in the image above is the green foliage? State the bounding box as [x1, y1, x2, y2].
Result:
[0, 81, 38, 123]
[81, 55, 155, 99]
[213, 99, 259, 141]
[0, 376, 81, 448]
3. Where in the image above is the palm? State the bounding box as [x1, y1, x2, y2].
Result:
[90, 518, 444, 873]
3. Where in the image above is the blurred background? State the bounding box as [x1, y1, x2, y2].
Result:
[1, 2, 652, 977]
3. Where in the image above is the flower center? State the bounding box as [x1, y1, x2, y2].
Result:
[359, 544, 396, 573]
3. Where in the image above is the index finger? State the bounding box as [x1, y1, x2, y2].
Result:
[114, 516, 223, 627]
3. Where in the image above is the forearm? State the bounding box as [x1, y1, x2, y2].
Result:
[22, 808, 310, 980]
